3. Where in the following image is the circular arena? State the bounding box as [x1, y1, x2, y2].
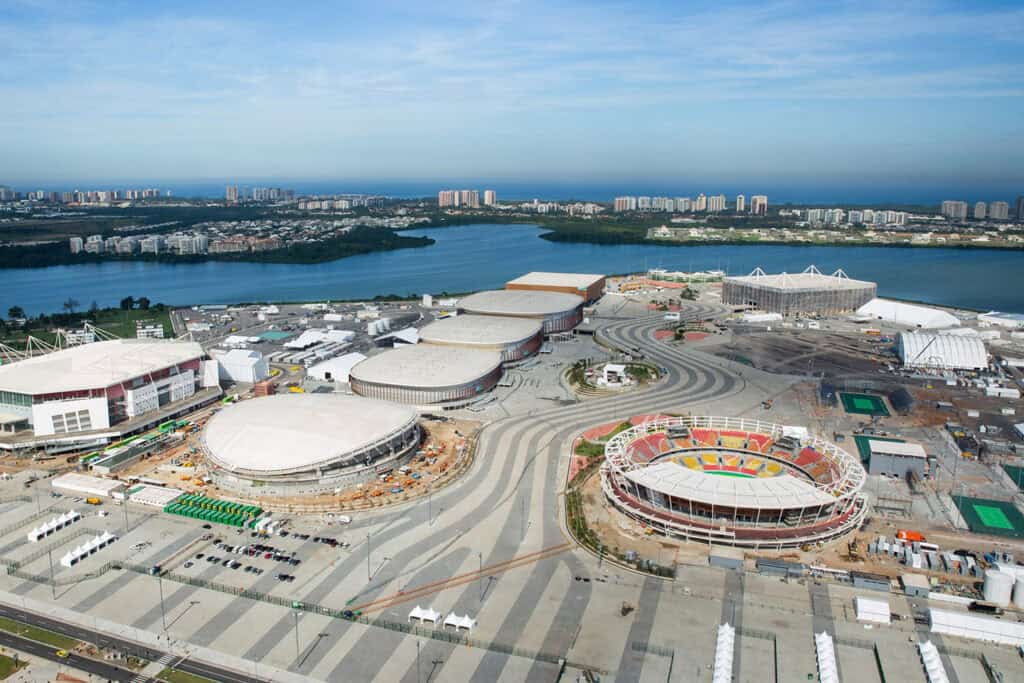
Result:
[601, 416, 867, 549]
[203, 394, 420, 495]
[349, 344, 503, 406]
[419, 315, 543, 364]
[458, 290, 584, 333]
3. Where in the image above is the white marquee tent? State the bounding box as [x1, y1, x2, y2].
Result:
[898, 332, 988, 371]
[856, 298, 959, 329]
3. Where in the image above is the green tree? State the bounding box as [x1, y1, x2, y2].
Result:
[63, 297, 80, 314]
[7, 306, 25, 319]
[137, 296, 151, 310]
[120, 296, 135, 310]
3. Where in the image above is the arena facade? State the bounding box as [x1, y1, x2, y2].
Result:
[349, 344, 503, 406]
[0, 339, 218, 452]
[601, 416, 866, 549]
[418, 315, 543, 364]
[722, 265, 876, 315]
[202, 393, 420, 495]
[458, 290, 584, 334]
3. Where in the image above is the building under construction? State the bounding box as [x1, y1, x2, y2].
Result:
[722, 266, 877, 315]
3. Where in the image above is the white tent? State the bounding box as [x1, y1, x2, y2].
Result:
[408, 606, 440, 624]
[442, 613, 476, 631]
[814, 631, 839, 683]
[855, 596, 891, 624]
[306, 353, 367, 383]
[929, 608, 1024, 647]
[856, 298, 959, 329]
[918, 640, 949, 683]
[712, 623, 735, 683]
[214, 349, 270, 384]
[898, 332, 988, 371]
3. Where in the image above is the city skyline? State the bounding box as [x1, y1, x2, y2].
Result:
[1, 1, 1023, 190]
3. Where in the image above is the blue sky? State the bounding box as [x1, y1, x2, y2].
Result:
[2, 0, 1023, 193]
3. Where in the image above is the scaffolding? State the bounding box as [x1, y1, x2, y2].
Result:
[722, 265, 877, 315]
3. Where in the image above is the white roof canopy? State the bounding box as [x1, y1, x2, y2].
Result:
[443, 613, 476, 630]
[856, 298, 959, 329]
[868, 440, 926, 459]
[899, 332, 987, 370]
[408, 606, 440, 623]
[855, 596, 891, 624]
[0, 339, 203, 394]
[625, 461, 835, 510]
[929, 608, 1024, 647]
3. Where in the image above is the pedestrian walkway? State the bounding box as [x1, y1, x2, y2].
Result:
[132, 652, 176, 682]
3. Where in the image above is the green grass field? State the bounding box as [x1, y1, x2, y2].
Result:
[0, 616, 80, 650]
[0, 654, 27, 680]
[706, 471, 754, 478]
[840, 392, 890, 416]
[953, 496, 1024, 538]
[159, 668, 217, 683]
[0, 307, 172, 348]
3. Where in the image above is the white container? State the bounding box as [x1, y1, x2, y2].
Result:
[983, 570, 1014, 607]
[1013, 577, 1024, 609]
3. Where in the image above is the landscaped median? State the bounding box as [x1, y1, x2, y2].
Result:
[0, 653, 28, 679]
[159, 667, 218, 683]
[0, 615, 79, 650]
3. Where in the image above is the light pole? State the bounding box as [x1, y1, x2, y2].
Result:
[293, 611, 300, 661]
[478, 552, 483, 603]
[366, 533, 371, 581]
[158, 574, 167, 633]
[427, 485, 432, 526]
[521, 497, 526, 539]
[46, 549, 55, 600]
[416, 640, 422, 683]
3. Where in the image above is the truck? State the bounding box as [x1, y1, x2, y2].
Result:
[85, 497, 102, 506]
[897, 529, 926, 543]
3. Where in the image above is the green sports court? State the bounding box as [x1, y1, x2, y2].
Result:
[952, 495, 1024, 539]
[1003, 464, 1024, 493]
[840, 392, 890, 417]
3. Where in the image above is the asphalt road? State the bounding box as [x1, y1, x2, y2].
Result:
[0, 628, 134, 681]
[0, 603, 264, 683]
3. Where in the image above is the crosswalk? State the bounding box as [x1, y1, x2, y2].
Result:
[130, 652, 176, 683]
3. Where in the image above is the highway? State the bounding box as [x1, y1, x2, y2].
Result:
[0, 603, 265, 683]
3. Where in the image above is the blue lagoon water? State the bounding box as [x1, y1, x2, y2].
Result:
[3, 224, 1023, 315]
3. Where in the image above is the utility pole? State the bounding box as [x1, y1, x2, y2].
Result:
[47, 549, 55, 600]
[158, 574, 166, 633]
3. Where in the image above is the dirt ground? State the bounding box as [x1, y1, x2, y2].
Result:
[132, 417, 482, 511]
[708, 331, 891, 378]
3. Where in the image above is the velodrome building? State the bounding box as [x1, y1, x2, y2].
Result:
[349, 344, 503, 406]
[0, 339, 221, 453]
[203, 393, 420, 495]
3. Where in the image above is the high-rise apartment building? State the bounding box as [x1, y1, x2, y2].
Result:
[973, 201, 987, 219]
[707, 194, 726, 213]
[694, 193, 707, 212]
[941, 200, 968, 220]
[735, 194, 745, 213]
[483, 190, 497, 206]
[750, 195, 768, 215]
[637, 196, 652, 211]
[1016, 196, 1024, 220]
[69, 237, 83, 254]
[226, 185, 239, 203]
[990, 201, 1009, 220]
[613, 196, 637, 212]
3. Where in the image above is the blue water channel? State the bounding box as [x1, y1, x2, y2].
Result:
[3, 224, 1023, 315]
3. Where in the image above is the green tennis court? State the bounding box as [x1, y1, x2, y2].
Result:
[953, 496, 1024, 538]
[260, 330, 291, 341]
[1003, 464, 1024, 493]
[840, 392, 890, 416]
